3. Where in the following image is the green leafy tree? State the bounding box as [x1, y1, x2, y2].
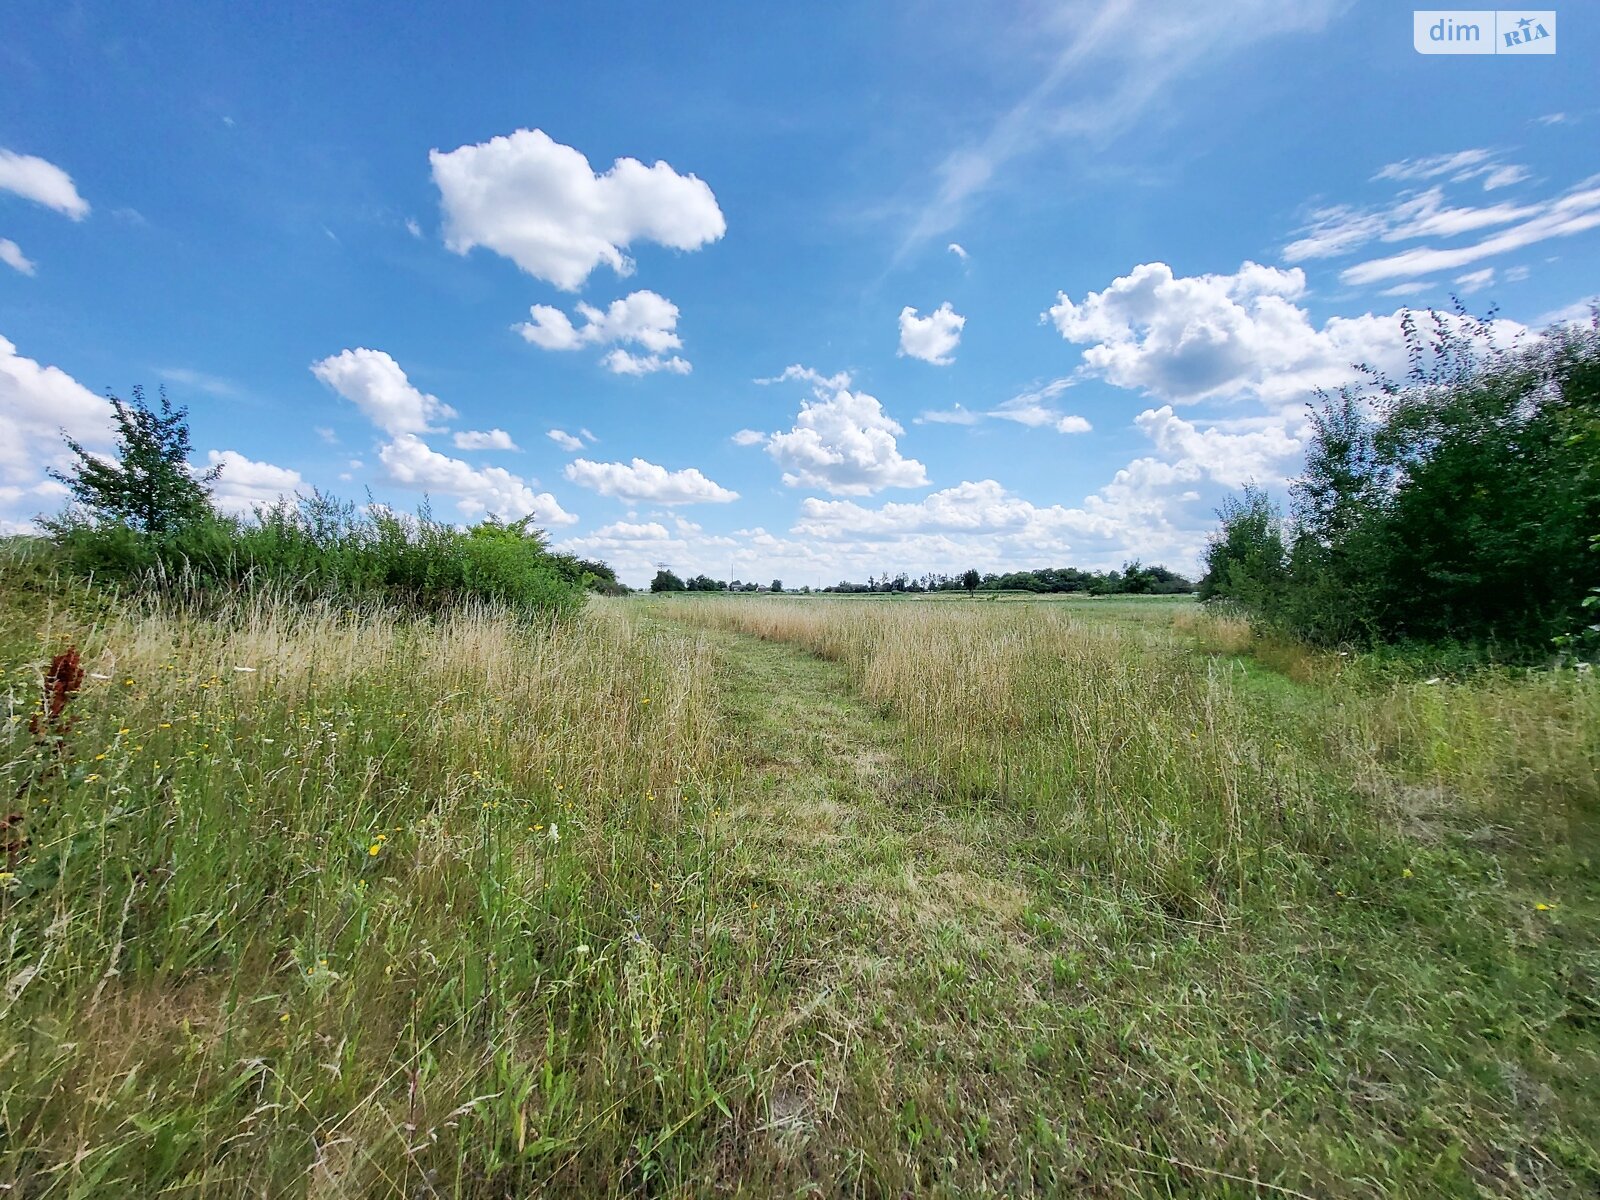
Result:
[1119, 559, 1156, 594]
[961, 568, 980, 596]
[650, 569, 686, 593]
[770, 579, 783, 593]
[50, 386, 220, 532]
[1198, 484, 1288, 611]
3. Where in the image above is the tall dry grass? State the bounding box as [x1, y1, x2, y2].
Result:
[0, 593, 766, 1194]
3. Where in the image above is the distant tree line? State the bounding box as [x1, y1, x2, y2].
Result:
[649, 563, 1193, 596]
[1201, 309, 1600, 662]
[650, 571, 784, 594]
[822, 561, 1194, 595]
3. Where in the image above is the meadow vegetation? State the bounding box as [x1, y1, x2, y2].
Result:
[2, 544, 1595, 1195]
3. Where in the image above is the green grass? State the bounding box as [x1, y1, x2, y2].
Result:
[0, 565, 1595, 1195]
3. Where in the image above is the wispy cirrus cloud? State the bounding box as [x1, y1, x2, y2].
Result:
[1339, 181, 1600, 286]
[898, 0, 1344, 255]
[917, 378, 1091, 433]
[1283, 142, 1599, 290]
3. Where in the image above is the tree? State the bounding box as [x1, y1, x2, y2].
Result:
[50, 386, 220, 532]
[650, 569, 685, 593]
[1120, 559, 1156, 594]
[961, 568, 980, 595]
[770, 579, 783, 593]
[1198, 484, 1288, 611]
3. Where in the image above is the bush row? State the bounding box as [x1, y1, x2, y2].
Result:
[47, 493, 611, 618]
[1201, 310, 1600, 664]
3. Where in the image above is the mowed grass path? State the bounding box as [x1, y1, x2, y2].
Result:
[677, 619, 1057, 1195]
[668, 601, 1600, 1199]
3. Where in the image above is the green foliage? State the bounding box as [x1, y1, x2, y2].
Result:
[49, 494, 587, 618]
[961, 568, 981, 594]
[650, 568, 686, 593]
[48, 385, 220, 533]
[563, 557, 628, 595]
[1198, 484, 1289, 609]
[1206, 309, 1600, 662]
[42, 396, 603, 616]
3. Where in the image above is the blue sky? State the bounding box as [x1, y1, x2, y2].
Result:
[2, 1, 1595, 586]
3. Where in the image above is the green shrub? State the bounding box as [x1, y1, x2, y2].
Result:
[49, 495, 587, 619]
[1204, 309, 1600, 663]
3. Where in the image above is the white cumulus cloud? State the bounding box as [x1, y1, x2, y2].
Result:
[0, 332, 112, 490]
[590, 520, 670, 540]
[517, 290, 693, 374]
[430, 128, 725, 291]
[311, 348, 457, 436]
[379, 433, 576, 524]
[564, 457, 738, 505]
[517, 289, 681, 352]
[0, 149, 90, 219]
[205, 450, 305, 515]
[547, 429, 585, 452]
[756, 370, 929, 495]
[0, 238, 35, 276]
[453, 428, 519, 451]
[1134, 405, 1304, 487]
[898, 302, 965, 365]
[601, 348, 691, 376]
[1046, 260, 1415, 405]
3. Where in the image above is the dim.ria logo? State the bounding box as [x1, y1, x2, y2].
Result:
[1413, 9, 1556, 54]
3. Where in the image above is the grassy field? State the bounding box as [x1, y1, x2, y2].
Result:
[2, 559, 1596, 1196]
